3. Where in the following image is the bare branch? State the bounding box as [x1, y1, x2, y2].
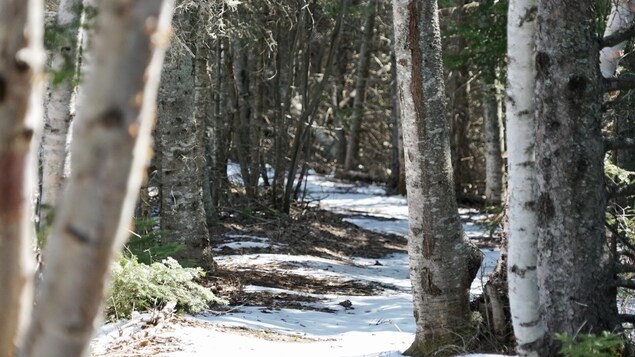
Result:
[438, 1, 479, 17]
[615, 279, 635, 289]
[603, 75, 635, 92]
[620, 314, 635, 323]
[605, 135, 635, 151]
[601, 22, 635, 48]
[617, 264, 635, 273]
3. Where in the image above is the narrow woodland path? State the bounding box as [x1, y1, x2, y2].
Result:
[92, 172, 503, 357]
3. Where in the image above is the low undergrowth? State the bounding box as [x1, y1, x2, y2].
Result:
[106, 255, 226, 321]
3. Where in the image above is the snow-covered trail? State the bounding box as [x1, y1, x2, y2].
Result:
[92, 172, 505, 357]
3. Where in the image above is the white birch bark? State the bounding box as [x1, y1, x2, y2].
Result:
[600, 0, 635, 78]
[505, 0, 545, 354]
[21, 1, 174, 356]
[39, 0, 83, 226]
[0, 0, 44, 355]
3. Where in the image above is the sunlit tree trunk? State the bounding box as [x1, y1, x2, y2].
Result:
[392, 0, 482, 355]
[0, 1, 43, 355]
[39, 0, 83, 228]
[157, 4, 210, 265]
[535, 0, 618, 351]
[21, 1, 174, 356]
[505, 0, 545, 354]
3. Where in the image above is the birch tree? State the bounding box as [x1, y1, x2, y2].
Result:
[21, 1, 175, 355]
[392, 0, 482, 354]
[39, 0, 83, 227]
[0, 0, 44, 354]
[504, 0, 545, 354]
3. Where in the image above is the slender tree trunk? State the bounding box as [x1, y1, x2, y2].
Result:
[392, 0, 482, 355]
[343, 0, 377, 171]
[0, 1, 43, 355]
[535, 0, 618, 350]
[483, 73, 503, 205]
[193, 10, 216, 226]
[505, 0, 545, 354]
[21, 2, 174, 356]
[282, 0, 346, 213]
[387, 41, 405, 195]
[232, 39, 258, 197]
[332, 48, 348, 166]
[445, 0, 471, 197]
[39, 0, 83, 228]
[157, 4, 210, 266]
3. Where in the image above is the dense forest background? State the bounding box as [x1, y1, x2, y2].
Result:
[4, 0, 635, 356]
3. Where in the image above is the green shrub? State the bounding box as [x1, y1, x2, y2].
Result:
[556, 331, 624, 357]
[106, 255, 225, 321]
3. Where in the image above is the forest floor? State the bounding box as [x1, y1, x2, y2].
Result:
[91, 173, 506, 357]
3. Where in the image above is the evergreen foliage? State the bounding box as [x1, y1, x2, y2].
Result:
[556, 331, 624, 357]
[106, 255, 225, 321]
[124, 219, 184, 265]
[443, 0, 507, 81]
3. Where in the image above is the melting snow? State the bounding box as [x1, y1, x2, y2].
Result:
[92, 170, 508, 356]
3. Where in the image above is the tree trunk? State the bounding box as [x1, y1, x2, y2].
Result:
[0, 1, 43, 354]
[505, 0, 545, 354]
[392, 0, 482, 355]
[157, 4, 210, 266]
[387, 40, 406, 195]
[445, 0, 471, 197]
[483, 73, 503, 205]
[39, 0, 83, 228]
[21, 1, 174, 355]
[193, 10, 216, 227]
[535, 0, 618, 350]
[343, 0, 377, 171]
[232, 39, 259, 197]
[282, 0, 346, 213]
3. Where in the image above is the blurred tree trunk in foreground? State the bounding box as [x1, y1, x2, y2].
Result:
[20, 1, 175, 356]
[0, 0, 44, 354]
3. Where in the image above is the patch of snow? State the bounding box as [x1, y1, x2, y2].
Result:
[213, 235, 287, 251]
[93, 169, 506, 356]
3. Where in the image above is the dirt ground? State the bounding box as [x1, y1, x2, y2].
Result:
[207, 207, 409, 309]
[207, 206, 502, 314]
